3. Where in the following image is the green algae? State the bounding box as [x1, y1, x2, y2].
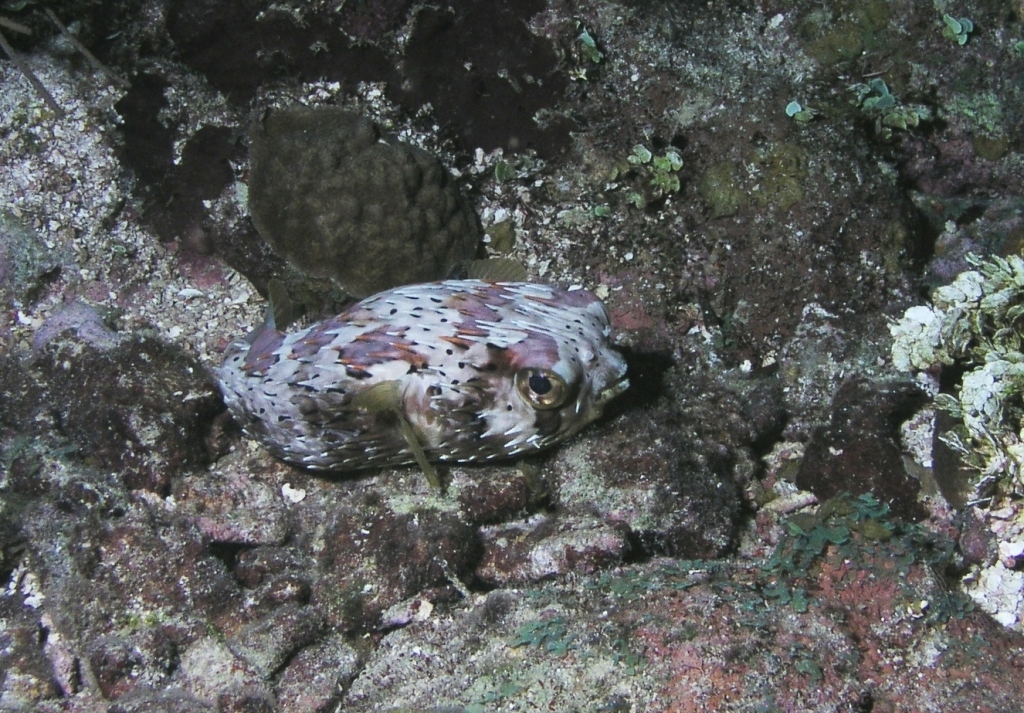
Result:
[509, 616, 575, 654]
[945, 91, 1006, 137]
[941, 14, 974, 46]
[763, 493, 973, 623]
[613, 144, 684, 209]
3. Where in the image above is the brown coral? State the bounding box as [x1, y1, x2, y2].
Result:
[247, 107, 480, 297]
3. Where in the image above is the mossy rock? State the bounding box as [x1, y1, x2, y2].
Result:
[698, 161, 745, 218]
[752, 143, 808, 212]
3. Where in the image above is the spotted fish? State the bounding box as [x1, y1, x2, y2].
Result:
[216, 280, 629, 480]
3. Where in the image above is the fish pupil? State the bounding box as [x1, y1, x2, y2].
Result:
[528, 372, 552, 395]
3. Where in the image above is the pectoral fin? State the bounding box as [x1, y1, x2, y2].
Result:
[245, 278, 297, 348]
[351, 380, 441, 489]
[267, 278, 298, 331]
[350, 380, 404, 413]
[395, 412, 441, 490]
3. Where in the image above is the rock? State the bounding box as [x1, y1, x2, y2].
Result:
[0, 212, 63, 327]
[32, 300, 120, 353]
[455, 466, 540, 526]
[173, 451, 293, 546]
[16, 495, 245, 659]
[959, 508, 998, 567]
[551, 405, 741, 560]
[476, 514, 630, 586]
[85, 629, 176, 700]
[796, 377, 929, 521]
[107, 689, 217, 713]
[87, 636, 143, 700]
[275, 635, 361, 713]
[312, 504, 480, 629]
[234, 546, 313, 590]
[177, 637, 272, 706]
[9, 333, 225, 494]
[226, 604, 324, 678]
[0, 607, 61, 708]
[342, 550, 1024, 711]
[217, 686, 278, 713]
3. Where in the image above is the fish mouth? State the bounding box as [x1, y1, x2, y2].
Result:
[598, 375, 630, 404]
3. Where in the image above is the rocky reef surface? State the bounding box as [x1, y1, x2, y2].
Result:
[2, 0, 1024, 710]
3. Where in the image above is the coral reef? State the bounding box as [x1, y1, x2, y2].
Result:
[3, 0, 1024, 709]
[892, 252, 1024, 629]
[891, 254, 1024, 498]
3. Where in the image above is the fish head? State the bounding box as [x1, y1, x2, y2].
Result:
[460, 284, 629, 456]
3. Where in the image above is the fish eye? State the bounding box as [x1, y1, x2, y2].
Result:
[515, 368, 571, 410]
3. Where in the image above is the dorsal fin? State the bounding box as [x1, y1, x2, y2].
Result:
[464, 258, 528, 282]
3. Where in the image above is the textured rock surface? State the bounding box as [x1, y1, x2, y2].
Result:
[0, 212, 64, 332]
[797, 378, 931, 521]
[343, 553, 1024, 712]
[1, 329, 223, 495]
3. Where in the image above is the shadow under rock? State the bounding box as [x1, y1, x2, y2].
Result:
[603, 347, 675, 418]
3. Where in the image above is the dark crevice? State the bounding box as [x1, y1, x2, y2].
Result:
[207, 541, 255, 577]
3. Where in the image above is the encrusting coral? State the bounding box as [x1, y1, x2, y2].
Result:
[891, 252, 1024, 501]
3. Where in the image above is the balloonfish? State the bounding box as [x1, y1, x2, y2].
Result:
[216, 279, 629, 485]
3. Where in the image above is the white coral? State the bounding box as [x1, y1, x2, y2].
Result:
[890, 305, 952, 371]
[892, 252, 1024, 495]
[932, 269, 985, 309]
